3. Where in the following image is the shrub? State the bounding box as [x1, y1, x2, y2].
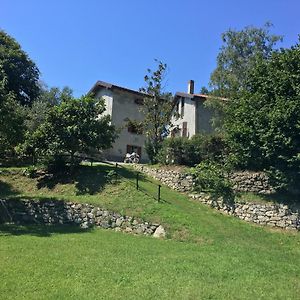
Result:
[40, 155, 68, 174]
[191, 160, 234, 203]
[156, 137, 188, 165]
[157, 134, 227, 167]
[105, 170, 119, 184]
[23, 166, 38, 178]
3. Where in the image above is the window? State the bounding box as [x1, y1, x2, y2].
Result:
[181, 98, 185, 116]
[175, 101, 179, 114]
[127, 122, 143, 134]
[126, 145, 142, 157]
[182, 122, 188, 137]
[134, 98, 144, 105]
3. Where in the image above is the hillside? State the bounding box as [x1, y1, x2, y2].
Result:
[0, 164, 300, 299]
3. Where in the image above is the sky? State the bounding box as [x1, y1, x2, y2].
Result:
[1, 0, 300, 97]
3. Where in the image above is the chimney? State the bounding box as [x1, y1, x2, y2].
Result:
[188, 80, 194, 94]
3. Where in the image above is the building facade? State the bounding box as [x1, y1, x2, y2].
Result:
[171, 80, 226, 138]
[89, 80, 223, 162]
[89, 81, 149, 162]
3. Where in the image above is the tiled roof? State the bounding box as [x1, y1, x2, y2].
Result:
[88, 80, 146, 97]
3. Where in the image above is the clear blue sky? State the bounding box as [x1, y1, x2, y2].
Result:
[1, 0, 300, 97]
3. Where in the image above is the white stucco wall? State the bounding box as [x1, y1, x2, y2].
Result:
[96, 88, 149, 162]
[171, 97, 215, 138]
[172, 97, 196, 138]
[95, 89, 113, 117]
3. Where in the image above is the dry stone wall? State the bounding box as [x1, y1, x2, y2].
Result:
[133, 165, 275, 194]
[190, 193, 300, 231]
[133, 165, 299, 231]
[0, 199, 165, 237]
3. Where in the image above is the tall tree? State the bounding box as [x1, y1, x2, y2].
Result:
[24, 85, 73, 134]
[224, 41, 300, 189]
[209, 23, 282, 98]
[0, 85, 25, 155]
[0, 30, 40, 106]
[139, 60, 175, 163]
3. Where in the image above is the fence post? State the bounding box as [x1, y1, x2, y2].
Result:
[115, 163, 118, 182]
[158, 185, 161, 202]
[136, 172, 139, 190]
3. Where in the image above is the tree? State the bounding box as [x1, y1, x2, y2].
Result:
[224, 41, 300, 189]
[27, 95, 117, 169]
[139, 60, 175, 163]
[0, 86, 25, 155]
[24, 85, 73, 134]
[209, 23, 282, 98]
[0, 30, 40, 106]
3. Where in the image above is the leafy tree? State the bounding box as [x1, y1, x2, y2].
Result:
[25, 95, 117, 169]
[24, 85, 73, 134]
[224, 41, 300, 190]
[0, 71, 25, 155]
[210, 23, 282, 98]
[0, 30, 40, 105]
[139, 60, 175, 163]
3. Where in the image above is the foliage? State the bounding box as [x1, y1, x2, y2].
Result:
[0, 30, 40, 106]
[191, 160, 234, 203]
[139, 60, 176, 163]
[40, 155, 69, 174]
[224, 41, 300, 191]
[203, 97, 228, 132]
[24, 95, 117, 169]
[0, 84, 25, 156]
[209, 23, 282, 98]
[157, 134, 227, 166]
[22, 165, 38, 178]
[125, 118, 144, 134]
[24, 86, 73, 134]
[105, 169, 119, 184]
[2, 164, 300, 299]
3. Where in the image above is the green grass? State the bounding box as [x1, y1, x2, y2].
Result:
[1, 164, 300, 299]
[237, 191, 300, 210]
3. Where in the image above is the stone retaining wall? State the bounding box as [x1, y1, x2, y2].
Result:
[0, 199, 165, 237]
[133, 165, 275, 194]
[190, 193, 300, 230]
[133, 165, 299, 231]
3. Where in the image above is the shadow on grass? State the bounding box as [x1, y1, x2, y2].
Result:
[237, 191, 300, 210]
[0, 223, 92, 237]
[0, 180, 18, 198]
[35, 164, 122, 195]
[263, 192, 300, 209]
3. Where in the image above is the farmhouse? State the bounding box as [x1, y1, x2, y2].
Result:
[171, 80, 227, 138]
[89, 80, 222, 162]
[89, 81, 149, 162]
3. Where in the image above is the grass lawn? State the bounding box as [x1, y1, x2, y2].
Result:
[1, 163, 300, 299]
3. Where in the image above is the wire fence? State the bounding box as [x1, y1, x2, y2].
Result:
[113, 163, 162, 202]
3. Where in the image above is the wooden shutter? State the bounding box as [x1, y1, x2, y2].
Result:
[182, 122, 188, 137]
[137, 146, 142, 158]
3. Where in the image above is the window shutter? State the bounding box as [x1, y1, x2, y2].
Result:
[182, 122, 187, 137]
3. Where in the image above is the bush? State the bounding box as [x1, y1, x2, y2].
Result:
[23, 166, 38, 178]
[105, 170, 119, 184]
[156, 137, 188, 165]
[191, 160, 234, 203]
[40, 155, 69, 174]
[157, 134, 227, 167]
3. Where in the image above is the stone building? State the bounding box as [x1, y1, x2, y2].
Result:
[89, 81, 149, 162]
[171, 80, 227, 138]
[89, 80, 224, 162]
